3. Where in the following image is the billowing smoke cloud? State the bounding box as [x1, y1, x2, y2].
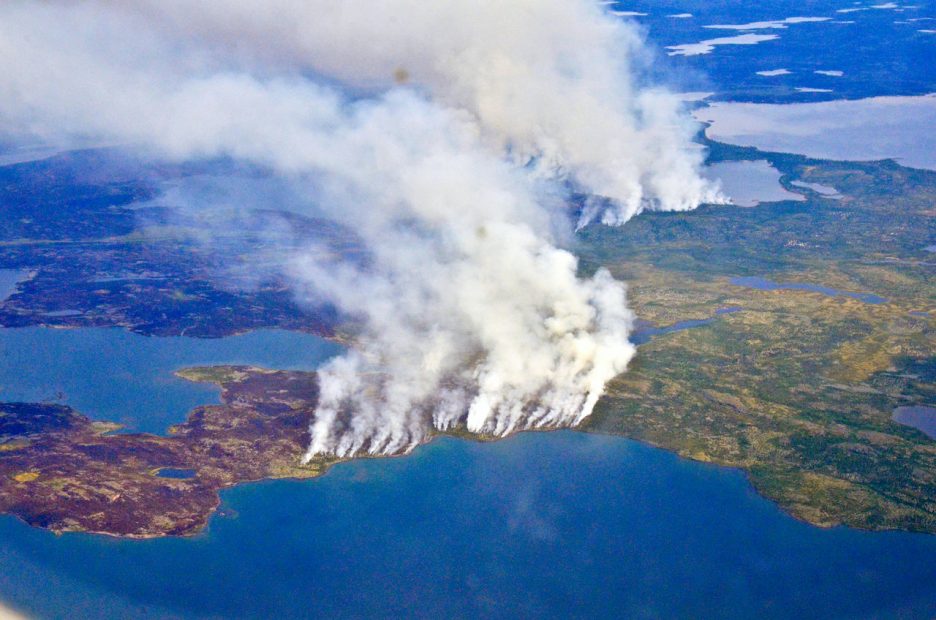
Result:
[100, 0, 722, 225]
[0, 1, 721, 457]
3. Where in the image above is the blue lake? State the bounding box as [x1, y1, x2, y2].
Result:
[631, 307, 745, 345]
[705, 160, 804, 207]
[0, 326, 934, 618]
[0, 269, 26, 302]
[893, 406, 936, 440]
[790, 180, 841, 198]
[731, 276, 888, 304]
[0, 431, 935, 619]
[155, 468, 197, 480]
[0, 327, 342, 433]
[631, 318, 715, 345]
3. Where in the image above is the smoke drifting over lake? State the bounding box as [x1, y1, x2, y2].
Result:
[0, 0, 721, 456]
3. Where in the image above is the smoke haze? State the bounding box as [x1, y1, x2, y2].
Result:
[0, 0, 721, 457]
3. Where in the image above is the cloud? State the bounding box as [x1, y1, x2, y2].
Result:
[0, 0, 719, 456]
[95, 0, 721, 224]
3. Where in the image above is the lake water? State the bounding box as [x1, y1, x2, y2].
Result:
[0, 327, 342, 433]
[790, 180, 841, 198]
[893, 406, 936, 439]
[631, 318, 716, 345]
[0, 270, 26, 302]
[631, 307, 745, 345]
[155, 468, 197, 480]
[706, 160, 804, 207]
[0, 431, 935, 619]
[1, 327, 935, 618]
[731, 276, 887, 304]
[667, 33, 779, 57]
[694, 94, 936, 170]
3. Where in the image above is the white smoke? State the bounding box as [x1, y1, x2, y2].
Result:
[0, 0, 721, 457]
[100, 0, 723, 225]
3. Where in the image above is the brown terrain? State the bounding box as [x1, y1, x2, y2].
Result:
[0, 367, 333, 538]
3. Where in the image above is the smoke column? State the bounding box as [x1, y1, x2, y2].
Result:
[0, 1, 722, 457]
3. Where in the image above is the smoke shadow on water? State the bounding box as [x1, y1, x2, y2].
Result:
[0, 431, 934, 619]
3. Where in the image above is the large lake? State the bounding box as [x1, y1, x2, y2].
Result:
[0, 431, 935, 619]
[706, 160, 804, 207]
[0, 327, 342, 433]
[0, 327, 935, 618]
[695, 94, 936, 170]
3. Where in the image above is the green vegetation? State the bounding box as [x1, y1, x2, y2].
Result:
[580, 147, 936, 532]
[0, 145, 933, 537]
[175, 366, 254, 386]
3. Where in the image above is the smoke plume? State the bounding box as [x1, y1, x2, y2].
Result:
[0, 1, 721, 457]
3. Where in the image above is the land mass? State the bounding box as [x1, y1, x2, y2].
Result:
[0, 367, 333, 537]
[0, 144, 934, 537]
